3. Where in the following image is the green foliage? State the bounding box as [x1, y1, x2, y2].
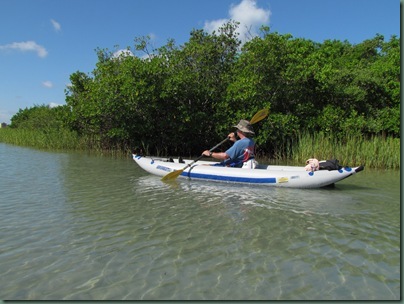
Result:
[7, 23, 400, 167]
[10, 104, 70, 131]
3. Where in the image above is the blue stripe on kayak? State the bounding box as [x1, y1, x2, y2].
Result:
[181, 171, 277, 184]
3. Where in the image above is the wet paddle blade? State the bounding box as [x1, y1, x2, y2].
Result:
[250, 108, 269, 124]
[161, 169, 184, 181]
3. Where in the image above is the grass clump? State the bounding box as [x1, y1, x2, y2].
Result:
[292, 132, 400, 169]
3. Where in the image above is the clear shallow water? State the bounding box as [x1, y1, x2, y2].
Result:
[0, 143, 400, 300]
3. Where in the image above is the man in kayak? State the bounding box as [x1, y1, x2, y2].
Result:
[202, 119, 255, 167]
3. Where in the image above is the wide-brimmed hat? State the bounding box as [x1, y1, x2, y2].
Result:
[233, 119, 255, 135]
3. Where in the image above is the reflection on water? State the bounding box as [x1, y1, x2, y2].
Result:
[0, 144, 400, 300]
[129, 173, 400, 300]
[136, 174, 380, 218]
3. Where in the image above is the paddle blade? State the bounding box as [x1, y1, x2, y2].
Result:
[161, 169, 184, 181]
[250, 108, 269, 124]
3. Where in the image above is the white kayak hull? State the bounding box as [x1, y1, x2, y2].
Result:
[132, 154, 364, 189]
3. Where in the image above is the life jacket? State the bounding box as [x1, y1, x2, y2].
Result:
[224, 147, 255, 168]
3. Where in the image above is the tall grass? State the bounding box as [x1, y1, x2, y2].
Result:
[0, 128, 132, 157]
[292, 132, 400, 169]
[0, 128, 400, 168]
[0, 128, 81, 150]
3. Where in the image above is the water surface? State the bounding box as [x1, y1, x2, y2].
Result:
[0, 143, 400, 300]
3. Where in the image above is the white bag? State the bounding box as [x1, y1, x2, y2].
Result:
[242, 159, 258, 169]
[305, 158, 319, 171]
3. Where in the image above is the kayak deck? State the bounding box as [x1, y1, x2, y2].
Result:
[133, 154, 364, 188]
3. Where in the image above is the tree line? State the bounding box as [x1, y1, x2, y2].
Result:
[10, 22, 400, 158]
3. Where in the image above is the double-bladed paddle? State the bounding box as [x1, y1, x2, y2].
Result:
[161, 108, 269, 181]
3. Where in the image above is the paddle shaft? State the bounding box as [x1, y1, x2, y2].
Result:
[179, 137, 230, 172]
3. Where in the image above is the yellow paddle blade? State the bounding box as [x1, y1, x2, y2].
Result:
[161, 169, 184, 181]
[250, 108, 269, 124]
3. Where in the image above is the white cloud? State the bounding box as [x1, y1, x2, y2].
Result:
[50, 19, 61, 32]
[0, 41, 48, 58]
[49, 102, 63, 108]
[204, 18, 229, 34]
[42, 81, 53, 88]
[112, 49, 134, 58]
[204, 0, 271, 42]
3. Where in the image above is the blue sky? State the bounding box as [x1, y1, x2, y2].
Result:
[0, 0, 400, 124]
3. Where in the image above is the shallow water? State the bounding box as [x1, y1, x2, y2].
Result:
[0, 143, 400, 300]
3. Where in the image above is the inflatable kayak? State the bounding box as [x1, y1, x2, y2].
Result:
[132, 154, 364, 189]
